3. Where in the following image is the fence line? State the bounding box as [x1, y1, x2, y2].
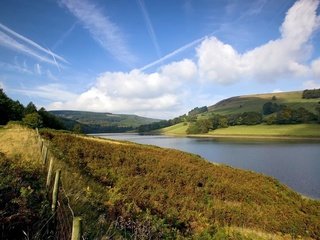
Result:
[35, 128, 82, 240]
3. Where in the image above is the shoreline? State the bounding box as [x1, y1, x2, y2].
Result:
[150, 131, 320, 141]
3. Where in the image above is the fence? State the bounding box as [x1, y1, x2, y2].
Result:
[35, 128, 82, 240]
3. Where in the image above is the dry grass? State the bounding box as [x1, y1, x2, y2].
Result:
[228, 227, 314, 240]
[0, 124, 41, 167]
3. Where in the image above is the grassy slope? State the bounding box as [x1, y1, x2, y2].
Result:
[209, 124, 320, 137]
[0, 125, 50, 239]
[155, 122, 189, 135]
[40, 129, 320, 239]
[157, 122, 320, 138]
[208, 91, 319, 115]
[50, 110, 161, 127]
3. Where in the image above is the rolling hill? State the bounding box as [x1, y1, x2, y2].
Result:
[208, 90, 319, 115]
[152, 90, 320, 137]
[50, 110, 161, 133]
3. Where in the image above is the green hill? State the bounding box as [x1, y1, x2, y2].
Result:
[50, 110, 161, 133]
[208, 91, 319, 115]
[152, 90, 320, 138]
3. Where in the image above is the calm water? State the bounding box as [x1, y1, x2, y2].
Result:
[93, 133, 320, 199]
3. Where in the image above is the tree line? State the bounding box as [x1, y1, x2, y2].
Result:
[0, 89, 64, 129]
[302, 88, 320, 99]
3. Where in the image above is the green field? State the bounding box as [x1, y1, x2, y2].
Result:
[207, 91, 320, 115]
[155, 122, 189, 135]
[209, 124, 320, 137]
[158, 123, 320, 138]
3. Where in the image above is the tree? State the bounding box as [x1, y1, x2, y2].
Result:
[188, 106, 208, 116]
[0, 89, 24, 125]
[24, 102, 37, 115]
[302, 89, 320, 99]
[241, 112, 262, 125]
[23, 113, 43, 129]
[186, 118, 212, 134]
[262, 102, 280, 115]
[316, 104, 320, 123]
[38, 107, 64, 129]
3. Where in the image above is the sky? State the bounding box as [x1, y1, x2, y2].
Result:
[0, 0, 320, 119]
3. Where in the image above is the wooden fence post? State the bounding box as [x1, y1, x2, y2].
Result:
[39, 139, 44, 152]
[42, 145, 48, 165]
[46, 157, 54, 189]
[51, 169, 61, 212]
[71, 217, 82, 240]
[36, 127, 39, 136]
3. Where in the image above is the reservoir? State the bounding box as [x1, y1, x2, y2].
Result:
[93, 133, 320, 199]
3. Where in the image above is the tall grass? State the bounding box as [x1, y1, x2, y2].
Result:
[41, 129, 320, 239]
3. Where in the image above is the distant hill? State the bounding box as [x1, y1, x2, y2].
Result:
[145, 90, 320, 136]
[208, 90, 319, 115]
[50, 110, 161, 133]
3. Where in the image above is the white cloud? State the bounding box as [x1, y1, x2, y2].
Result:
[272, 89, 284, 93]
[197, 0, 320, 84]
[303, 80, 320, 89]
[48, 59, 196, 117]
[14, 84, 77, 102]
[311, 58, 320, 79]
[60, 0, 136, 65]
[0, 61, 33, 74]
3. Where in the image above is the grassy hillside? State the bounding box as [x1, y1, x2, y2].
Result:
[38, 128, 320, 239]
[0, 125, 50, 239]
[158, 123, 320, 138]
[208, 91, 319, 115]
[50, 110, 161, 128]
[2, 125, 320, 239]
[209, 124, 320, 137]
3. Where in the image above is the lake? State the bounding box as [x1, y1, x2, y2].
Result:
[93, 133, 320, 199]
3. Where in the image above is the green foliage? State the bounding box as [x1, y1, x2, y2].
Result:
[240, 112, 262, 125]
[0, 89, 24, 125]
[0, 89, 68, 130]
[302, 88, 320, 99]
[262, 102, 280, 115]
[187, 119, 212, 134]
[38, 107, 65, 130]
[188, 106, 208, 116]
[22, 112, 43, 128]
[41, 130, 320, 239]
[24, 102, 37, 115]
[275, 106, 317, 124]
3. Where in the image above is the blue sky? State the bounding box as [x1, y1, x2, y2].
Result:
[0, 0, 319, 119]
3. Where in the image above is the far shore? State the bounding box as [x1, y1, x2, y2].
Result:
[161, 132, 320, 141]
[145, 123, 320, 141]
